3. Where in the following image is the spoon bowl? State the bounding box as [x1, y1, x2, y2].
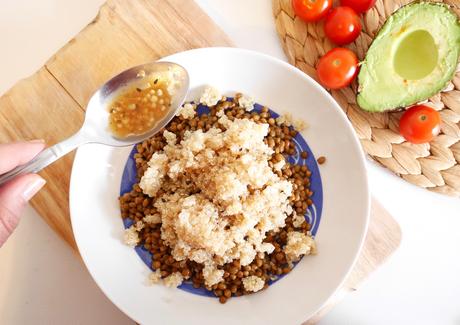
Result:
[84, 61, 189, 146]
[0, 61, 189, 185]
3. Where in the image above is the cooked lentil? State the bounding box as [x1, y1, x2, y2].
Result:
[317, 156, 326, 165]
[119, 93, 318, 303]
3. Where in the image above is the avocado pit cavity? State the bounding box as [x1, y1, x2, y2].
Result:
[393, 29, 438, 81]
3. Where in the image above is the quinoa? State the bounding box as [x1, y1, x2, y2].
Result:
[119, 91, 318, 303]
[176, 103, 196, 119]
[143, 213, 161, 224]
[284, 231, 316, 262]
[148, 269, 162, 284]
[276, 112, 292, 126]
[199, 86, 221, 106]
[292, 213, 306, 228]
[237, 94, 255, 111]
[242, 275, 265, 293]
[276, 112, 307, 131]
[141, 116, 293, 278]
[164, 272, 184, 288]
[292, 118, 308, 131]
[123, 225, 140, 247]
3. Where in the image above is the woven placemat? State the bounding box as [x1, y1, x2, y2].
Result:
[273, 0, 460, 197]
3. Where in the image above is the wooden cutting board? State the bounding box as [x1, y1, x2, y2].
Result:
[0, 0, 401, 323]
[0, 0, 231, 250]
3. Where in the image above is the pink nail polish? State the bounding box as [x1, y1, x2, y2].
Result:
[22, 178, 46, 201]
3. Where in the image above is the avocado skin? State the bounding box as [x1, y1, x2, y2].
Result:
[357, 2, 460, 112]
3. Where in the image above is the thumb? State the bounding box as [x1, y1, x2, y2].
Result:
[0, 174, 46, 247]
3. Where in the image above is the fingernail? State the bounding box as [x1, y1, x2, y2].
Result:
[29, 139, 45, 144]
[22, 178, 46, 201]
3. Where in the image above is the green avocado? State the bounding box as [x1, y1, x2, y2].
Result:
[357, 2, 460, 112]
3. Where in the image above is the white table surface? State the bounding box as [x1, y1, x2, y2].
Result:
[0, 1, 459, 324]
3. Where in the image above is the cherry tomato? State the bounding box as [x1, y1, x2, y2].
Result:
[341, 0, 376, 14]
[324, 6, 362, 45]
[292, 0, 332, 22]
[399, 105, 441, 144]
[316, 48, 359, 89]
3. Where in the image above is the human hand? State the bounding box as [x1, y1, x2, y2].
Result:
[0, 140, 46, 247]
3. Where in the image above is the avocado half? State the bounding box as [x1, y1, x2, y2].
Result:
[357, 2, 460, 112]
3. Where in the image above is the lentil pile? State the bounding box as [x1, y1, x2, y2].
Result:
[119, 90, 317, 303]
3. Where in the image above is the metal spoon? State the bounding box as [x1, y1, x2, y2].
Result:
[0, 61, 189, 186]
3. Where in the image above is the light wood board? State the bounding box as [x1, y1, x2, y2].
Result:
[0, 0, 401, 322]
[0, 0, 231, 250]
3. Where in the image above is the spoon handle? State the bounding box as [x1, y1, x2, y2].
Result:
[0, 131, 87, 186]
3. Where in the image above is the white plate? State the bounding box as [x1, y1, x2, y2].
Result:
[70, 47, 370, 325]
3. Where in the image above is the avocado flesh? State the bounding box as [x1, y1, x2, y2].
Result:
[357, 2, 460, 112]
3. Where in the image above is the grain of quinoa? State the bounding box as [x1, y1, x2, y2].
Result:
[119, 93, 317, 303]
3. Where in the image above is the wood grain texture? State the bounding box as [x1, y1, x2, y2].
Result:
[0, 0, 400, 322]
[350, 199, 402, 289]
[46, 0, 232, 108]
[0, 0, 232, 249]
[0, 68, 83, 249]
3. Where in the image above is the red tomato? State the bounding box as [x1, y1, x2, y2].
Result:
[292, 0, 332, 22]
[316, 48, 359, 89]
[324, 6, 362, 45]
[341, 0, 376, 14]
[399, 105, 441, 144]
